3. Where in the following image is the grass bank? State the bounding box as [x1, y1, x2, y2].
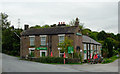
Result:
[102, 55, 120, 64]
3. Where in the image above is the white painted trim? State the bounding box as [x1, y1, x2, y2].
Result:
[29, 48, 35, 54]
[29, 35, 35, 37]
[29, 48, 35, 50]
[58, 34, 65, 36]
[40, 50, 47, 57]
[58, 48, 62, 50]
[40, 35, 47, 37]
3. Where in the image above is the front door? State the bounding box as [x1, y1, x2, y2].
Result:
[42, 52, 45, 57]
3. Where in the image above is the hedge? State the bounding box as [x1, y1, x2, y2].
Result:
[28, 57, 81, 64]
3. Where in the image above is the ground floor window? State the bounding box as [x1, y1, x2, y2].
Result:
[59, 49, 64, 57]
[84, 50, 87, 60]
[91, 50, 93, 59]
[40, 50, 47, 57]
[29, 48, 35, 57]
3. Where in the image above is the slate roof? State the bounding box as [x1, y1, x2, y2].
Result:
[82, 35, 101, 45]
[21, 26, 78, 36]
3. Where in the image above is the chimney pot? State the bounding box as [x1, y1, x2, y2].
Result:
[24, 24, 29, 30]
[58, 22, 60, 24]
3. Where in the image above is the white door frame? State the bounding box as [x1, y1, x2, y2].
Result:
[40, 50, 47, 57]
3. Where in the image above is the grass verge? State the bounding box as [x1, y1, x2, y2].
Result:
[102, 55, 120, 64]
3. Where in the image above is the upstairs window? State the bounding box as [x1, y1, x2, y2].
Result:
[58, 34, 65, 43]
[29, 36, 35, 46]
[40, 35, 47, 46]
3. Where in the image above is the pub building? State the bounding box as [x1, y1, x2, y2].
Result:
[20, 18, 102, 62]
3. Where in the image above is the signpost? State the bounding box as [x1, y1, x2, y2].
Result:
[68, 46, 73, 58]
[64, 52, 66, 64]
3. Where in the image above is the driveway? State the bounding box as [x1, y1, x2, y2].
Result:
[1, 53, 119, 72]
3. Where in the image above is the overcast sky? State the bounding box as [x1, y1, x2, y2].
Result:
[0, 0, 119, 34]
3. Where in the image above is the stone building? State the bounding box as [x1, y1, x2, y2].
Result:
[20, 18, 102, 61]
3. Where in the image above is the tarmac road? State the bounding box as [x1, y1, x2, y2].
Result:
[2, 53, 80, 72]
[1, 53, 119, 72]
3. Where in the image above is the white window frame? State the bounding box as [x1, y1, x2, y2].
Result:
[97, 45, 99, 54]
[94, 45, 97, 54]
[40, 35, 47, 45]
[84, 44, 87, 60]
[40, 50, 47, 57]
[84, 53, 87, 60]
[58, 34, 65, 43]
[88, 44, 89, 50]
[58, 48, 64, 57]
[29, 48, 35, 55]
[84, 44, 86, 50]
[29, 36, 35, 46]
[91, 44, 93, 58]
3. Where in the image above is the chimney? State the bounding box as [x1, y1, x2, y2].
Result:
[24, 24, 29, 30]
[75, 17, 79, 26]
[58, 22, 60, 24]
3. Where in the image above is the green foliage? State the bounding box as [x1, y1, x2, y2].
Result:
[30, 25, 50, 29]
[73, 52, 80, 58]
[89, 31, 98, 41]
[82, 28, 91, 35]
[29, 57, 64, 64]
[102, 55, 119, 64]
[30, 25, 41, 28]
[2, 27, 23, 56]
[27, 57, 80, 64]
[97, 30, 107, 40]
[58, 37, 73, 53]
[1, 13, 10, 29]
[42, 25, 50, 28]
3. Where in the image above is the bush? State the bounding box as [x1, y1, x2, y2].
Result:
[102, 55, 119, 64]
[28, 57, 81, 64]
[65, 58, 80, 64]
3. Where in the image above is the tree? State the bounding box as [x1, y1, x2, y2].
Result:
[1, 13, 10, 29]
[97, 30, 107, 40]
[42, 25, 50, 28]
[69, 19, 75, 26]
[104, 37, 115, 58]
[58, 37, 73, 56]
[89, 31, 98, 41]
[30, 25, 41, 28]
[2, 27, 23, 56]
[69, 18, 84, 30]
[82, 28, 91, 35]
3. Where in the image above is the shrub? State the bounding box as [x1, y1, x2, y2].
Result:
[102, 55, 119, 64]
[65, 58, 80, 64]
[28, 57, 81, 64]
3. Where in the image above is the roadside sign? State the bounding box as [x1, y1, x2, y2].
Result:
[68, 46, 73, 53]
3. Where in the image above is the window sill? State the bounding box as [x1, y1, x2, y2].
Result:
[30, 45, 35, 47]
[40, 45, 47, 46]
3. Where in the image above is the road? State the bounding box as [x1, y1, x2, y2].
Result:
[57, 59, 118, 72]
[1, 53, 119, 72]
[2, 53, 80, 72]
